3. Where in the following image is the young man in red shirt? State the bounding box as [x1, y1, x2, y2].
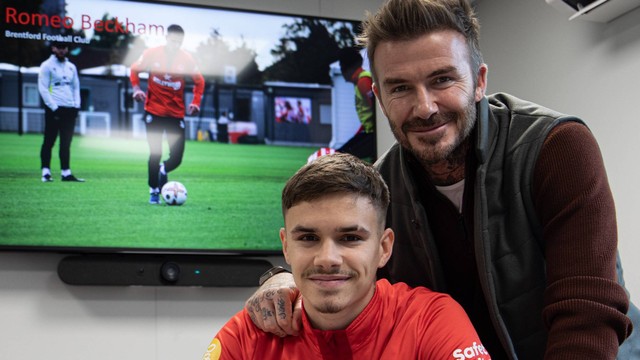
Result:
[130, 24, 205, 204]
[203, 153, 490, 360]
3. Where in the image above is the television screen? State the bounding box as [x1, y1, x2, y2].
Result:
[275, 96, 312, 124]
[0, 0, 371, 256]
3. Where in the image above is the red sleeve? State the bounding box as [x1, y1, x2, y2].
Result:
[180, 51, 205, 108]
[202, 310, 256, 360]
[417, 293, 491, 359]
[356, 75, 374, 108]
[190, 69, 205, 108]
[533, 122, 632, 359]
[129, 49, 150, 88]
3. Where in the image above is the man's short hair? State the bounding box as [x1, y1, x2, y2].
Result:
[357, 0, 483, 82]
[282, 153, 390, 220]
[167, 24, 185, 36]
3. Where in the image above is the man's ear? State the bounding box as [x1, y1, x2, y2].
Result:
[474, 64, 488, 102]
[280, 228, 291, 265]
[378, 228, 394, 268]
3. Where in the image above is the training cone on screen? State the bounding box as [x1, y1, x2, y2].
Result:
[307, 147, 337, 163]
[161, 181, 188, 206]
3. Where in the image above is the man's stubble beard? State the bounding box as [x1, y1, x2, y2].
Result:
[389, 94, 477, 166]
[314, 297, 343, 314]
[302, 269, 355, 314]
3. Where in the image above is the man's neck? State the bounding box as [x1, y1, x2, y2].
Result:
[164, 47, 180, 64]
[421, 140, 469, 186]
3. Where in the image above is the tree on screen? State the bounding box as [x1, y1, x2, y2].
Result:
[263, 18, 359, 85]
[195, 29, 262, 85]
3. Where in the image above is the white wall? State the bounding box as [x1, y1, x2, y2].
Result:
[3, 1, 639, 359]
[0, 252, 267, 360]
[475, 0, 640, 304]
[0, 1, 384, 360]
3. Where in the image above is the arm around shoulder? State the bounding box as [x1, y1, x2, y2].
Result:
[244, 270, 301, 337]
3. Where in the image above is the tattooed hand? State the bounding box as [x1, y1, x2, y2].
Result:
[245, 272, 302, 337]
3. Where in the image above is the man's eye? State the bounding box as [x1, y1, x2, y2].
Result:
[434, 76, 453, 85]
[391, 85, 408, 93]
[298, 234, 318, 242]
[341, 235, 362, 242]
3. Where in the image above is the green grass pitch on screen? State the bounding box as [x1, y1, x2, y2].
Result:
[0, 133, 314, 253]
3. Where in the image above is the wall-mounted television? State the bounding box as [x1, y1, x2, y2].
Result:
[0, 0, 370, 284]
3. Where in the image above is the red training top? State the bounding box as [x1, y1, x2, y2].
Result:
[203, 279, 491, 360]
[130, 46, 205, 119]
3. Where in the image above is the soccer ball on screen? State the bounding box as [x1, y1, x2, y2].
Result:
[161, 181, 188, 206]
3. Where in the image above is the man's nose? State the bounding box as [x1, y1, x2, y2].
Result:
[412, 87, 438, 119]
[314, 240, 342, 268]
